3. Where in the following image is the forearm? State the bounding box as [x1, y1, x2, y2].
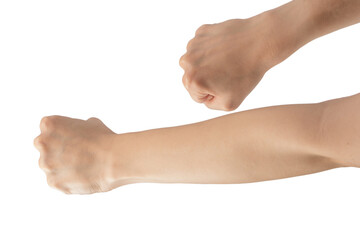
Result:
[262, 0, 360, 66]
[109, 95, 360, 185]
[304, 0, 360, 37]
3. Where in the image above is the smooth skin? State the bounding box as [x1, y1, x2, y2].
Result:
[34, 93, 360, 194]
[179, 0, 360, 110]
[34, 0, 360, 194]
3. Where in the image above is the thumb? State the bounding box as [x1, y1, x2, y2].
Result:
[204, 95, 240, 111]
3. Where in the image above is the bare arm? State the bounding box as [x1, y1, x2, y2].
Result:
[109, 95, 358, 186]
[305, 0, 360, 37]
[34, 93, 360, 194]
[269, 0, 360, 65]
[179, 0, 360, 110]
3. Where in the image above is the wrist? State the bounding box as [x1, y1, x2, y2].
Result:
[107, 132, 148, 187]
[258, 0, 316, 68]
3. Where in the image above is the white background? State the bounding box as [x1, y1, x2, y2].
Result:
[1, 0, 360, 239]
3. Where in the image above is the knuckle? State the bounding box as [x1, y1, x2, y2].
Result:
[39, 158, 53, 171]
[38, 158, 47, 171]
[223, 101, 238, 111]
[179, 54, 189, 68]
[185, 50, 196, 60]
[195, 24, 211, 35]
[187, 70, 204, 89]
[46, 175, 66, 191]
[34, 135, 45, 148]
[179, 55, 185, 68]
[186, 38, 195, 51]
[46, 175, 60, 189]
[182, 75, 188, 89]
[33, 136, 40, 146]
[40, 116, 55, 132]
[186, 69, 197, 83]
[46, 175, 55, 186]
[179, 51, 198, 69]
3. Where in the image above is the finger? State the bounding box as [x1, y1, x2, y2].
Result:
[186, 37, 197, 51]
[39, 156, 52, 173]
[202, 94, 224, 110]
[205, 94, 214, 102]
[46, 173, 71, 194]
[41, 115, 84, 131]
[55, 177, 98, 195]
[204, 95, 240, 111]
[195, 24, 212, 36]
[34, 132, 59, 152]
[38, 154, 57, 173]
[40, 115, 71, 134]
[179, 54, 187, 69]
[186, 75, 214, 104]
[37, 139, 63, 173]
[204, 99, 223, 111]
[188, 90, 213, 104]
[33, 134, 46, 152]
[46, 172, 60, 188]
[40, 116, 55, 133]
[179, 53, 197, 70]
[182, 74, 189, 91]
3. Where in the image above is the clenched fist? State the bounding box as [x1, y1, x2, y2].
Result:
[179, 11, 297, 111]
[34, 115, 117, 194]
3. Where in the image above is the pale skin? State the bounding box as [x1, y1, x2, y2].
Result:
[179, 0, 360, 110]
[34, 0, 360, 194]
[34, 93, 360, 194]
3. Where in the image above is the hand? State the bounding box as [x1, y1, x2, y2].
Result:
[34, 115, 117, 194]
[179, 14, 287, 111]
